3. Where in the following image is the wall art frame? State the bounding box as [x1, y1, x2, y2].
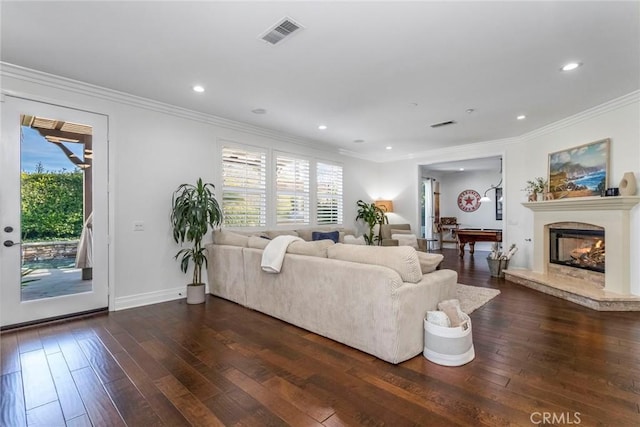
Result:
[548, 138, 609, 199]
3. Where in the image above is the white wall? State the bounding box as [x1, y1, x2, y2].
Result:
[1, 64, 378, 310]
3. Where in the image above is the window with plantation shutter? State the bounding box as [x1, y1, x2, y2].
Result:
[221, 146, 267, 227]
[276, 154, 310, 225]
[316, 162, 343, 224]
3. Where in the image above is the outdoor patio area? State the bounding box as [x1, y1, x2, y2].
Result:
[21, 267, 92, 301]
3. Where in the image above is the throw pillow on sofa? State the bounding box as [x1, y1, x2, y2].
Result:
[417, 252, 444, 274]
[343, 235, 366, 245]
[266, 230, 299, 240]
[312, 230, 340, 243]
[391, 233, 419, 249]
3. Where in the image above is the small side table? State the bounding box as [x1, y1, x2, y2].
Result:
[425, 238, 438, 252]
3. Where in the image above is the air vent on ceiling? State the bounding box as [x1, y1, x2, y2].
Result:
[260, 17, 303, 45]
[430, 120, 457, 128]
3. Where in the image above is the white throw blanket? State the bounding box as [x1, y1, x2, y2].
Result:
[261, 235, 303, 273]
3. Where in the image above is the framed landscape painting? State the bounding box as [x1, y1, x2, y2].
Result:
[548, 138, 609, 199]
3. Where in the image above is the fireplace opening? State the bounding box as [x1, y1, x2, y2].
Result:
[549, 228, 605, 273]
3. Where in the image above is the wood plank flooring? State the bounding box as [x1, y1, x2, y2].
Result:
[1, 249, 639, 426]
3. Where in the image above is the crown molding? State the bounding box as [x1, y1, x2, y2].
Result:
[520, 90, 640, 142]
[0, 62, 346, 158]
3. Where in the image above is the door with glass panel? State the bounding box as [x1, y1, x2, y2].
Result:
[0, 96, 109, 327]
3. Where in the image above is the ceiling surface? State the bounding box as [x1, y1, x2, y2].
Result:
[2, 1, 639, 162]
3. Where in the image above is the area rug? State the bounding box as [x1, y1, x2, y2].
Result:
[456, 283, 501, 314]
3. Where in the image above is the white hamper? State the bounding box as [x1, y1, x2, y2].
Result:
[423, 312, 475, 366]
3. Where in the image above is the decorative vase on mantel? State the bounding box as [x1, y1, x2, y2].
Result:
[619, 172, 637, 196]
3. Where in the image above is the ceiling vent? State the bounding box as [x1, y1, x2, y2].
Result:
[260, 17, 303, 45]
[430, 120, 457, 128]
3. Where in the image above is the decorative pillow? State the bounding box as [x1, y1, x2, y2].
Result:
[426, 311, 451, 327]
[247, 235, 270, 249]
[266, 230, 299, 240]
[438, 299, 464, 327]
[391, 233, 419, 249]
[343, 235, 366, 245]
[287, 240, 334, 257]
[312, 230, 340, 243]
[327, 244, 422, 284]
[212, 230, 249, 247]
[295, 229, 315, 242]
[417, 252, 444, 274]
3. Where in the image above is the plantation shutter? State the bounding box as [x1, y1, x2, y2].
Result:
[316, 162, 343, 224]
[275, 154, 310, 225]
[221, 146, 267, 227]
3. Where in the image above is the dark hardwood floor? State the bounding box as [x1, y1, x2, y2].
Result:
[1, 249, 639, 426]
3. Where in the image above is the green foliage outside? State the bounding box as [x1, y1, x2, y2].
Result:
[21, 165, 83, 242]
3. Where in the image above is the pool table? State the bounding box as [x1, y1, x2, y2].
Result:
[457, 229, 503, 257]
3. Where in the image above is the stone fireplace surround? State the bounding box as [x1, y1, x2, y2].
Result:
[504, 196, 640, 311]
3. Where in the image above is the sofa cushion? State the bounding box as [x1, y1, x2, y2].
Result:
[417, 252, 444, 273]
[326, 244, 422, 283]
[266, 230, 299, 240]
[391, 233, 419, 249]
[247, 235, 270, 249]
[312, 230, 340, 243]
[212, 230, 249, 247]
[287, 240, 334, 257]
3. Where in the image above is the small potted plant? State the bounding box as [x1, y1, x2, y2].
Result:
[170, 178, 222, 304]
[524, 177, 548, 201]
[355, 200, 388, 245]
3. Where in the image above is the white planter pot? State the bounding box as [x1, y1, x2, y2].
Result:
[186, 283, 206, 304]
[536, 192, 544, 202]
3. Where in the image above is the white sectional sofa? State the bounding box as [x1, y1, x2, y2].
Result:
[205, 228, 458, 364]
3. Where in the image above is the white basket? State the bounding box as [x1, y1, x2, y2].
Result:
[423, 312, 475, 366]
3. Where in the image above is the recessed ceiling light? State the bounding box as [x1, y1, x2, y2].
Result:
[318, 125, 328, 130]
[251, 108, 267, 114]
[385, 146, 392, 150]
[353, 139, 365, 144]
[192, 85, 205, 93]
[466, 109, 475, 114]
[459, 168, 465, 171]
[561, 62, 582, 72]
[517, 115, 526, 120]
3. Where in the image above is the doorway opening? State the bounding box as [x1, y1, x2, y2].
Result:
[419, 156, 504, 252]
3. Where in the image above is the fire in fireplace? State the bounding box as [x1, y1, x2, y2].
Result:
[549, 228, 605, 273]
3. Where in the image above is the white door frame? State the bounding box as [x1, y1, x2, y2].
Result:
[0, 95, 110, 327]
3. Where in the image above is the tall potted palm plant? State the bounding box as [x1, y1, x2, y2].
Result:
[355, 200, 388, 245]
[171, 178, 222, 304]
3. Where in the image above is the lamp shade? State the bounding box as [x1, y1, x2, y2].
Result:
[374, 200, 394, 212]
[479, 195, 491, 203]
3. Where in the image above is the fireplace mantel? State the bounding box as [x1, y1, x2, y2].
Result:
[523, 195, 640, 212]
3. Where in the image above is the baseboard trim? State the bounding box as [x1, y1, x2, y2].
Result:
[114, 286, 205, 311]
